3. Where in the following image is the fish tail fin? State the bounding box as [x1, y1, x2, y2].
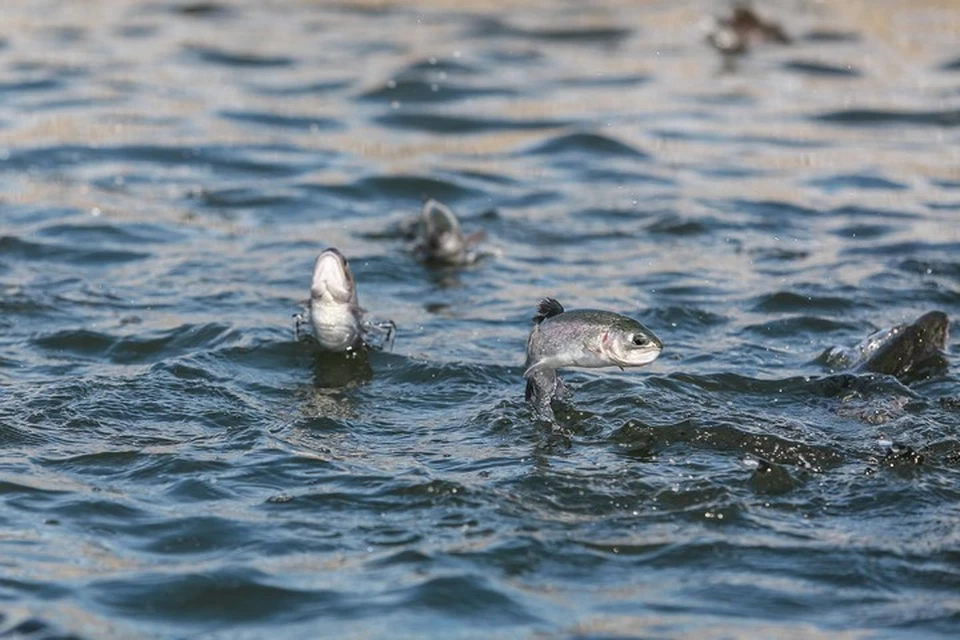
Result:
[525, 367, 559, 421]
[533, 298, 564, 324]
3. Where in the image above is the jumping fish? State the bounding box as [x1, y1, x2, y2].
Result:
[296, 248, 394, 354]
[705, 4, 790, 58]
[413, 199, 487, 266]
[822, 311, 950, 383]
[524, 298, 663, 420]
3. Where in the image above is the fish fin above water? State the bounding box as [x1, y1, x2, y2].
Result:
[533, 298, 564, 324]
[362, 318, 397, 351]
[525, 367, 559, 422]
[524, 376, 537, 402]
[463, 229, 487, 248]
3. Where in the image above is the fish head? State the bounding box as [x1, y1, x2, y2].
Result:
[601, 316, 664, 368]
[311, 248, 358, 306]
[420, 199, 466, 261]
[911, 311, 950, 353]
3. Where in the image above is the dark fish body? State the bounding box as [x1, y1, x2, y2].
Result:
[823, 311, 950, 383]
[524, 298, 662, 420]
[414, 199, 486, 266]
[705, 4, 790, 57]
[859, 311, 949, 380]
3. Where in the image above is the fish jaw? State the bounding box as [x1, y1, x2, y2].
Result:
[602, 335, 663, 368]
[420, 199, 468, 263]
[423, 199, 462, 237]
[311, 249, 358, 306]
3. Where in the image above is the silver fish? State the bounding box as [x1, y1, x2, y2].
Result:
[295, 248, 396, 354]
[524, 298, 663, 420]
[306, 248, 364, 353]
[414, 199, 487, 266]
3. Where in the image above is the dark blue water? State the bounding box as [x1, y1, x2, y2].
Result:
[2, 1, 960, 637]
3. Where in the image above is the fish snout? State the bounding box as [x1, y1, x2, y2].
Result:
[610, 327, 663, 368]
[422, 199, 461, 236]
[311, 249, 356, 303]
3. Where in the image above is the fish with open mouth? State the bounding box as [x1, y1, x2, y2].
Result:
[295, 248, 395, 354]
[412, 199, 489, 266]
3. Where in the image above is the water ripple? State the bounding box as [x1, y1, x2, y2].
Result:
[523, 131, 650, 159]
[375, 111, 571, 134]
[358, 80, 513, 104]
[812, 108, 960, 127]
[183, 44, 296, 68]
[1, 1, 959, 636]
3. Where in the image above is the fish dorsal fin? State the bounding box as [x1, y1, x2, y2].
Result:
[533, 298, 564, 324]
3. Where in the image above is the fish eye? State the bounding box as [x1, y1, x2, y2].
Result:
[632, 335, 649, 347]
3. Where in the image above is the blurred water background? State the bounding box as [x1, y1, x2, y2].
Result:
[1, 0, 959, 637]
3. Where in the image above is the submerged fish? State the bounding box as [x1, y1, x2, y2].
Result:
[296, 248, 394, 354]
[413, 199, 487, 266]
[524, 298, 663, 420]
[822, 311, 950, 383]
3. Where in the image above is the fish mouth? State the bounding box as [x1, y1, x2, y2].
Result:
[311, 249, 355, 304]
[423, 199, 462, 237]
[612, 345, 662, 368]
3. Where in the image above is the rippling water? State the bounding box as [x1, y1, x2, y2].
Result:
[2, 0, 960, 637]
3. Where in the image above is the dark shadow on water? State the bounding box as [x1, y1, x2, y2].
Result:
[309, 349, 374, 390]
[812, 108, 960, 127]
[467, 17, 632, 46]
[182, 44, 295, 68]
[781, 60, 861, 77]
[171, 2, 235, 19]
[357, 79, 514, 104]
[218, 110, 344, 132]
[375, 111, 572, 135]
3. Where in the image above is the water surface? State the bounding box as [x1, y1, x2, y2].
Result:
[1, 0, 960, 637]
